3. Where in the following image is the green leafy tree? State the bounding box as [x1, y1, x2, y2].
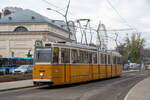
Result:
[117, 33, 145, 64]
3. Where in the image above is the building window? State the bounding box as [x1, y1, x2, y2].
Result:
[14, 26, 28, 32]
[11, 51, 14, 57]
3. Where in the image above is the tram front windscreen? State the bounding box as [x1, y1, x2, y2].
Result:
[35, 48, 52, 63]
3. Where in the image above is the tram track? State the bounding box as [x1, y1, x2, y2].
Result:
[0, 71, 150, 100]
[77, 71, 150, 100]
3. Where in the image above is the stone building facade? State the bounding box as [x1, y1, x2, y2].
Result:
[0, 9, 75, 57]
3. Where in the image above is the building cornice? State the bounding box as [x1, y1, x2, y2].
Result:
[0, 22, 71, 34]
[0, 31, 71, 41]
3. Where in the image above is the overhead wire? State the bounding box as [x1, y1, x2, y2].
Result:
[41, 0, 77, 20]
[42, 0, 138, 47]
[106, 0, 137, 31]
[42, 0, 136, 32]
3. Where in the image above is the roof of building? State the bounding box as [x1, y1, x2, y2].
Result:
[0, 9, 68, 31]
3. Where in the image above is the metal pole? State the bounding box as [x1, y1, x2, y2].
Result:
[47, 0, 72, 42]
[97, 22, 102, 50]
[64, 0, 72, 41]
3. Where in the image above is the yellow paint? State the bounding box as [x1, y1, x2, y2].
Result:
[33, 64, 122, 85]
[111, 65, 116, 77]
[99, 65, 107, 79]
[106, 65, 112, 78]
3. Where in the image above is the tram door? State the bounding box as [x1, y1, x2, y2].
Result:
[61, 48, 71, 84]
[64, 64, 71, 84]
[89, 52, 93, 80]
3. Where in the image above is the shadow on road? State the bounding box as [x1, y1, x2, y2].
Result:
[38, 76, 121, 90]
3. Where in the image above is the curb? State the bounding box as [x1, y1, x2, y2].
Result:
[124, 76, 150, 100]
[124, 84, 135, 100]
[0, 85, 35, 92]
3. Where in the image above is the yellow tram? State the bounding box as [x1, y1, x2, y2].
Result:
[33, 41, 122, 86]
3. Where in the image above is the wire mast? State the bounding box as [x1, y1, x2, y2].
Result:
[76, 19, 92, 45]
[47, 0, 72, 41]
[96, 22, 108, 51]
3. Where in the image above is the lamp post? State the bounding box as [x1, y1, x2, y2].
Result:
[139, 40, 144, 73]
[125, 33, 130, 70]
[47, 0, 72, 42]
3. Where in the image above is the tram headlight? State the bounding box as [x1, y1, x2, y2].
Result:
[40, 73, 44, 76]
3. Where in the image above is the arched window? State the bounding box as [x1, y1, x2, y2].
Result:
[14, 26, 28, 32]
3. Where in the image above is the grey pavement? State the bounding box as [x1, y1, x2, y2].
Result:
[0, 70, 131, 91]
[0, 70, 138, 92]
[125, 76, 150, 100]
[0, 80, 33, 92]
[0, 71, 150, 100]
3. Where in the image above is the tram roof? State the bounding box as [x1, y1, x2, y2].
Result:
[38, 41, 122, 56]
[49, 42, 99, 51]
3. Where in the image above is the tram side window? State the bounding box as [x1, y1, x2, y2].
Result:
[61, 48, 70, 63]
[71, 49, 78, 63]
[79, 50, 88, 64]
[85, 51, 88, 64]
[120, 57, 122, 64]
[79, 50, 83, 63]
[104, 54, 107, 65]
[108, 55, 110, 64]
[88, 52, 92, 64]
[117, 57, 121, 64]
[117, 57, 119, 64]
[113, 56, 117, 65]
[53, 47, 59, 64]
[101, 54, 104, 64]
[99, 53, 101, 64]
[93, 53, 97, 64]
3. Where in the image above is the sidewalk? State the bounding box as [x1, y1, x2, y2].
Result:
[124, 76, 150, 100]
[123, 70, 139, 73]
[0, 80, 34, 92]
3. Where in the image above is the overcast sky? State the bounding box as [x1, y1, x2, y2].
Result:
[0, 0, 150, 49]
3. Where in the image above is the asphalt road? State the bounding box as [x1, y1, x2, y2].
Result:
[0, 70, 150, 100]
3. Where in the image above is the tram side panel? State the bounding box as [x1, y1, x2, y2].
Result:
[99, 65, 107, 79]
[89, 64, 93, 80]
[51, 65, 66, 85]
[92, 65, 99, 80]
[106, 65, 112, 78]
[116, 65, 119, 76]
[65, 64, 71, 84]
[111, 65, 116, 77]
[118, 65, 122, 76]
[115, 65, 122, 76]
[33, 65, 65, 85]
[70, 65, 90, 83]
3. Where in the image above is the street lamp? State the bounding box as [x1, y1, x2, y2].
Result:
[47, 8, 64, 17]
[47, 0, 72, 42]
[125, 33, 130, 70]
[139, 40, 144, 73]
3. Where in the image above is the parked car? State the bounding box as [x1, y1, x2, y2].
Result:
[147, 65, 150, 70]
[0, 69, 4, 75]
[13, 65, 33, 74]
